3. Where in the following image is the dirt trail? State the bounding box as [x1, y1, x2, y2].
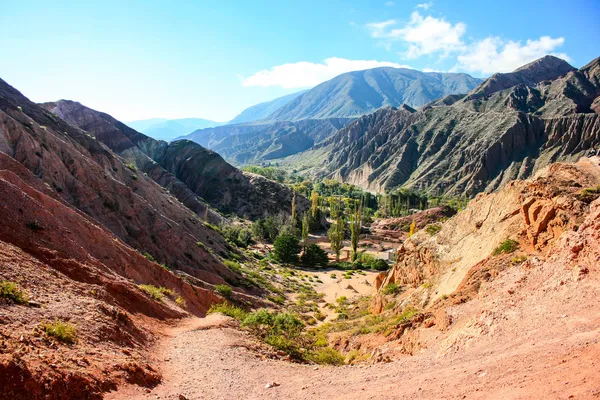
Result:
[108, 311, 599, 400]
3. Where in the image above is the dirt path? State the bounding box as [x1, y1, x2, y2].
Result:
[108, 311, 600, 400]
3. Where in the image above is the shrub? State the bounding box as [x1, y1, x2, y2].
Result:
[383, 283, 400, 295]
[493, 239, 519, 255]
[142, 252, 156, 262]
[175, 296, 187, 308]
[307, 347, 345, 365]
[268, 294, 285, 305]
[214, 284, 233, 298]
[273, 233, 301, 265]
[575, 185, 600, 203]
[40, 318, 77, 344]
[138, 284, 173, 302]
[0, 281, 29, 304]
[426, 223, 442, 235]
[125, 163, 137, 171]
[300, 244, 329, 268]
[208, 302, 248, 320]
[330, 273, 337, 279]
[370, 259, 389, 271]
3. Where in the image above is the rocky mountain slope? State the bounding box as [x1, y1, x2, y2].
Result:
[369, 156, 600, 359]
[228, 90, 307, 125]
[267, 67, 482, 121]
[127, 118, 223, 141]
[181, 117, 351, 164]
[317, 56, 600, 196]
[109, 157, 600, 400]
[41, 100, 307, 219]
[0, 77, 263, 398]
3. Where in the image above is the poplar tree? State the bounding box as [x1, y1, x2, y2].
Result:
[301, 212, 309, 251]
[328, 197, 345, 262]
[310, 190, 319, 218]
[349, 205, 362, 262]
[291, 189, 297, 225]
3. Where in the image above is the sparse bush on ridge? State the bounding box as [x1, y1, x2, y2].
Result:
[214, 284, 233, 297]
[138, 284, 173, 302]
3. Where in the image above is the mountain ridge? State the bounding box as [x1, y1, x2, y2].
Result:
[284, 55, 600, 196]
[127, 117, 224, 141]
[265, 67, 483, 121]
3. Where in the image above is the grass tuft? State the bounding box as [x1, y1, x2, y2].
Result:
[40, 318, 77, 344]
[137, 284, 173, 302]
[0, 281, 29, 304]
[493, 239, 519, 255]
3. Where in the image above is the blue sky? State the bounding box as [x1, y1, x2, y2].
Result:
[1, 0, 598, 122]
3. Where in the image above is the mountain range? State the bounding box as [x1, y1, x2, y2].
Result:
[228, 90, 308, 124]
[297, 55, 600, 196]
[179, 67, 483, 164]
[126, 117, 224, 141]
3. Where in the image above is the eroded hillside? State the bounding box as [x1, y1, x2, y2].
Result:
[298, 56, 600, 196]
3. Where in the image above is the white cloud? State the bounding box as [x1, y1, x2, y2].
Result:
[240, 57, 412, 89]
[455, 36, 569, 74]
[367, 12, 466, 59]
[366, 20, 397, 38]
[385, 1, 395, 6]
[416, 2, 433, 10]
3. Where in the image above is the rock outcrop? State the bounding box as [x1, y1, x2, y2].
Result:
[379, 156, 600, 300]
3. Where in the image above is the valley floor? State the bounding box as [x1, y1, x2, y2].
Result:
[109, 312, 599, 400]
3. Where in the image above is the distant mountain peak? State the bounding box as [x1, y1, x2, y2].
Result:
[513, 55, 572, 73]
[265, 67, 483, 121]
[466, 55, 575, 100]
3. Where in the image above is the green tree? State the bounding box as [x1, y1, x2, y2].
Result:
[310, 190, 319, 218]
[328, 198, 345, 262]
[273, 233, 301, 265]
[300, 243, 329, 268]
[349, 206, 362, 262]
[301, 212, 309, 251]
[291, 190, 297, 225]
[251, 219, 266, 242]
[263, 216, 279, 242]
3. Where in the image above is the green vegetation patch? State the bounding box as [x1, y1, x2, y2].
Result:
[214, 284, 233, 298]
[40, 318, 77, 344]
[493, 239, 519, 255]
[382, 282, 400, 295]
[0, 281, 29, 304]
[137, 284, 173, 302]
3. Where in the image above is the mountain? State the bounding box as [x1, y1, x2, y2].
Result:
[464, 55, 575, 101]
[228, 90, 307, 124]
[181, 118, 352, 165]
[0, 76, 246, 286]
[127, 117, 224, 141]
[298, 56, 600, 196]
[266, 68, 483, 121]
[42, 100, 307, 219]
[178, 68, 481, 165]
